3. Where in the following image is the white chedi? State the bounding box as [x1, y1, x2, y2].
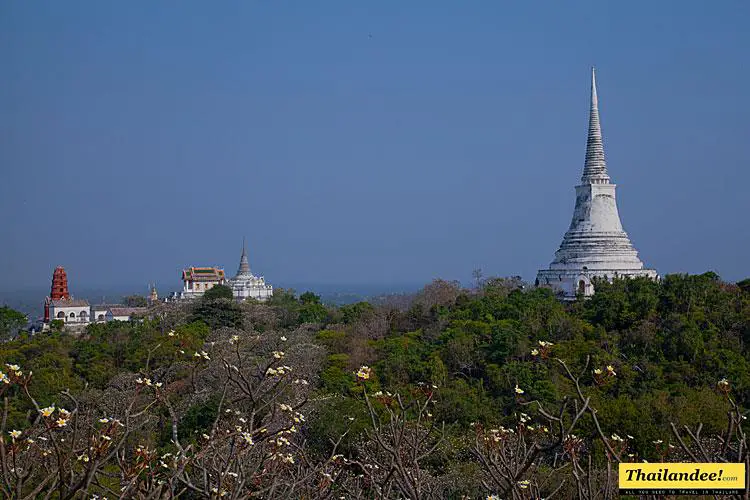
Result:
[227, 239, 273, 302]
[536, 69, 657, 299]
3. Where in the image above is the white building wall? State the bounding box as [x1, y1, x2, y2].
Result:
[50, 306, 91, 324]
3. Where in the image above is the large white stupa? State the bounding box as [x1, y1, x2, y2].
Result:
[536, 69, 657, 298]
[227, 238, 273, 301]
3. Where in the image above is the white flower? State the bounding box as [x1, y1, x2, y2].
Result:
[167, 330, 176, 337]
[266, 367, 278, 376]
[40, 406, 55, 417]
[611, 434, 624, 442]
[9, 430, 21, 439]
[355, 366, 372, 380]
[593, 368, 603, 375]
[530, 349, 539, 356]
[6, 364, 20, 372]
[272, 351, 285, 359]
[514, 385, 524, 395]
[606, 365, 616, 376]
[99, 418, 109, 424]
[280, 336, 287, 341]
[56, 418, 67, 427]
[230, 335, 240, 344]
[241, 432, 254, 445]
[518, 479, 530, 489]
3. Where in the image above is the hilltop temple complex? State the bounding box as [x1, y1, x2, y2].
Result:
[178, 240, 273, 301]
[43, 266, 90, 325]
[536, 69, 657, 298]
[227, 239, 273, 301]
[42, 267, 146, 328]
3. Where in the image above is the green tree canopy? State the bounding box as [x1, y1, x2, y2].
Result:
[203, 284, 234, 301]
[0, 306, 27, 340]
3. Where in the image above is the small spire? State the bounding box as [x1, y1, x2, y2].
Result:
[582, 67, 610, 182]
[237, 237, 251, 275]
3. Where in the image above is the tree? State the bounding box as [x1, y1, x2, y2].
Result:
[299, 303, 329, 324]
[123, 295, 148, 307]
[472, 268, 484, 290]
[202, 284, 234, 301]
[300, 291, 321, 305]
[0, 306, 26, 340]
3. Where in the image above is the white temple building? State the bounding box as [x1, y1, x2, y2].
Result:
[536, 69, 657, 299]
[49, 298, 91, 325]
[179, 267, 227, 300]
[227, 239, 273, 302]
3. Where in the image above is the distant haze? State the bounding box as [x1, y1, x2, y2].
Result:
[1, 1, 748, 296]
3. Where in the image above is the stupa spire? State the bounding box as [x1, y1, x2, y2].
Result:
[582, 67, 610, 183]
[237, 237, 251, 275]
[536, 68, 657, 299]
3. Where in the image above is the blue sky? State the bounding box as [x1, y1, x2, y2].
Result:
[1, 0, 748, 292]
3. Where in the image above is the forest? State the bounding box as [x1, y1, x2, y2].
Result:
[0, 272, 747, 499]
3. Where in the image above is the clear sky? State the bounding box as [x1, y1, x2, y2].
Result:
[1, 0, 748, 293]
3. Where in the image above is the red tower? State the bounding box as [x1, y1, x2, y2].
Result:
[44, 266, 71, 322]
[50, 267, 70, 300]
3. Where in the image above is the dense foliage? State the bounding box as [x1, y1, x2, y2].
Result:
[0, 306, 27, 340]
[0, 272, 747, 498]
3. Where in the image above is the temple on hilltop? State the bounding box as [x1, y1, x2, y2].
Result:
[41, 266, 149, 328]
[227, 238, 273, 301]
[43, 266, 90, 325]
[536, 69, 657, 299]
[179, 267, 226, 299]
[148, 283, 159, 305]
